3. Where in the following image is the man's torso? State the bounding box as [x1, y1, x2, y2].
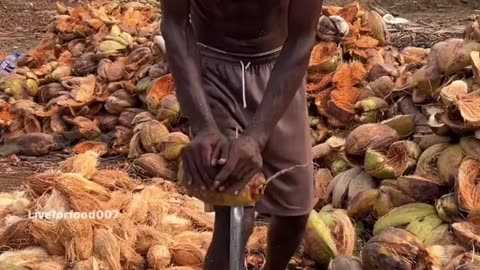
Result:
[190, 0, 289, 54]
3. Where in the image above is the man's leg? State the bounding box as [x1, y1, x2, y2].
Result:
[264, 214, 309, 270]
[204, 206, 256, 270]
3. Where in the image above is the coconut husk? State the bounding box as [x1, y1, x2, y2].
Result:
[397, 175, 445, 203]
[303, 208, 356, 264]
[57, 218, 94, 261]
[147, 244, 171, 270]
[362, 228, 430, 270]
[309, 42, 339, 73]
[133, 153, 177, 179]
[16, 133, 59, 156]
[93, 229, 121, 270]
[30, 220, 64, 256]
[0, 220, 34, 251]
[365, 140, 421, 179]
[0, 246, 49, 267]
[54, 173, 110, 212]
[445, 253, 480, 270]
[415, 143, 450, 183]
[345, 123, 399, 165]
[436, 193, 461, 223]
[426, 245, 466, 269]
[247, 226, 268, 253]
[459, 137, 480, 160]
[314, 169, 334, 209]
[405, 214, 444, 244]
[146, 74, 175, 113]
[455, 90, 480, 126]
[328, 256, 363, 270]
[27, 172, 60, 196]
[125, 192, 149, 224]
[457, 158, 480, 212]
[72, 257, 99, 270]
[170, 243, 205, 267]
[158, 132, 189, 161]
[378, 181, 416, 208]
[431, 39, 480, 76]
[37, 189, 69, 213]
[118, 238, 146, 270]
[103, 190, 132, 211]
[452, 222, 480, 249]
[326, 167, 376, 209]
[72, 141, 108, 156]
[0, 191, 31, 218]
[347, 189, 379, 221]
[135, 225, 172, 255]
[441, 80, 469, 106]
[60, 151, 99, 179]
[437, 145, 465, 187]
[178, 207, 214, 231]
[170, 232, 212, 266]
[91, 169, 135, 191]
[373, 203, 436, 235]
[141, 186, 170, 229]
[111, 217, 139, 248]
[161, 215, 193, 235]
[22, 256, 65, 270]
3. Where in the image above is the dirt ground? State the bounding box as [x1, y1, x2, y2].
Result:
[0, 0, 479, 191]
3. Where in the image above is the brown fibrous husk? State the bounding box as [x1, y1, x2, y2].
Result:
[30, 220, 65, 256]
[57, 218, 94, 261]
[147, 244, 171, 270]
[60, 151, 99, 179]
[135, 225, 172, 255]
[27, 171, 60, 196]
[91, 169, 135, 191]
[93, 229, 121, 270]
[457, 158, 480, 212]
[0, 220, 35, 251]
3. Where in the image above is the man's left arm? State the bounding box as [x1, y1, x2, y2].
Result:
[245, 0, 324, 148]
[213, 0, 324, 191]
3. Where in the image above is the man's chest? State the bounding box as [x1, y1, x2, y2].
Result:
[191, 0, 287, 19]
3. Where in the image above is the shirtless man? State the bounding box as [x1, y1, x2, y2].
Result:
[160, 1, 324, 269]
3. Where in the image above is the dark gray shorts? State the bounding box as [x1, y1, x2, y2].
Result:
[199, 44, 314, 216]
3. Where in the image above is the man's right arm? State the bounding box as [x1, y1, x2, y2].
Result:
[160, 0, 216, 134]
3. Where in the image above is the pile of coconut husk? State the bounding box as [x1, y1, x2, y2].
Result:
[0, 150, 275, 269]
[0, 1, 188, 172]
[303, 4, 480, 269]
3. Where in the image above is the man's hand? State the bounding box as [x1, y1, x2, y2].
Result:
[181, 128, 228, 190]
[213, 135, 263, 194]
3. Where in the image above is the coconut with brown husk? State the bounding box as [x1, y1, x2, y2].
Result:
[133, 153, 177, 179]
[314, 168, 334, 209]
[135, 225, 172, 255]
[178, 164, 267, 207]
[435, 193, 461, 223]
[0, 219, 35, 251]
[426, 245, 466, 269]
[303, 206, 356, 264]
[27, 172, 60, 196]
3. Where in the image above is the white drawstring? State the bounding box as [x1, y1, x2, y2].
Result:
[240, 61, 251, 109]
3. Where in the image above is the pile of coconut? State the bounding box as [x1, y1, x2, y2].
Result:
[0, 151, 270, 270]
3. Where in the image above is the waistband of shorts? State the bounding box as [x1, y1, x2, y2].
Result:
[197, 42, 282, 64]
